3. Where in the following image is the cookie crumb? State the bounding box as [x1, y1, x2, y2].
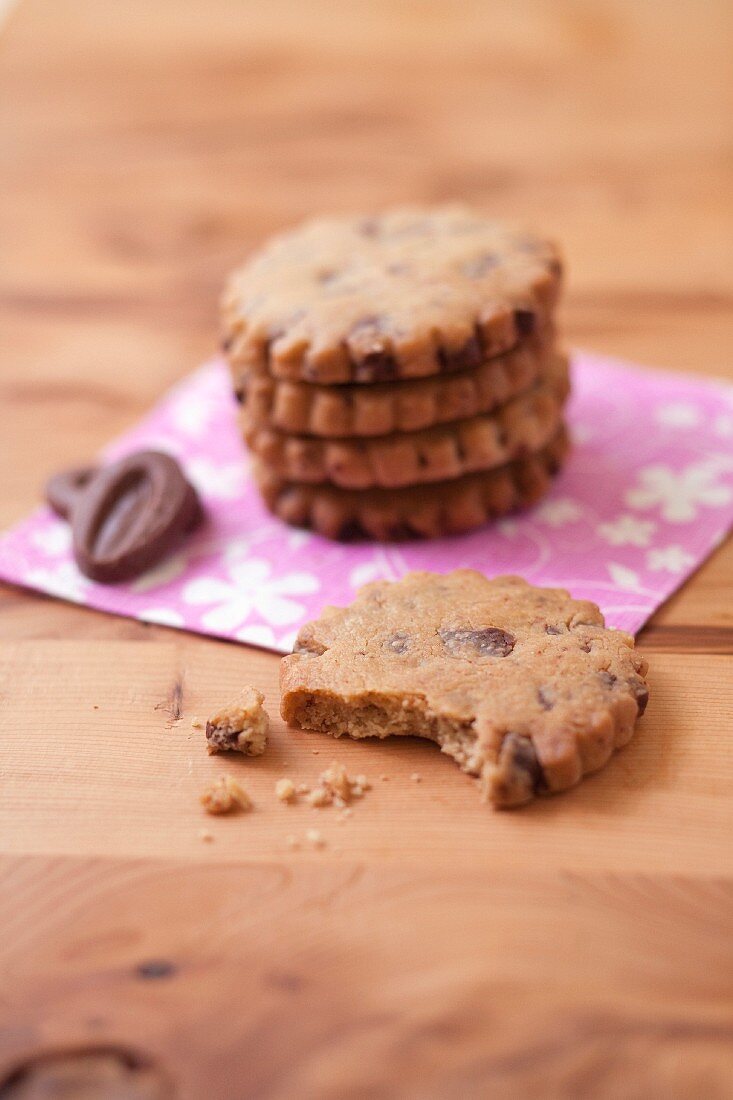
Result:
[411, 772, 422, 783]
[205, 686, 269, 756]
[380, 774, 389, 781]
[297, 782, 310, 794]
[275, 777, 297, 803]
[286, 834, 299, 850]
[306, 786, 332, 808]
[311, 749, 320, 755]
[305, 761, 370, 809]
[199, 829, 214, 842]
[191, 716, 204, 729]
[305, 828, 325, 848]
[200, 774, 252, 815]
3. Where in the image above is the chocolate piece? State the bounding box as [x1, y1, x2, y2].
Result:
[353, 350, 399, 383]
[628, 675, 650, 716]
[537, 686, 555, 710]
[495, 732, 544, 803]
[514, 308, 536, 336]
[45, 465, 98, 519]
[438, 331, 484, 372]
[439, 626, 515, 658]
[462, 252, 499, 278]
[71, 451, 203, 583]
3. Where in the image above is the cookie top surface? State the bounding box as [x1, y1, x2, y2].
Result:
[281, 571, 648, 801]
[222, 206, 562, 383]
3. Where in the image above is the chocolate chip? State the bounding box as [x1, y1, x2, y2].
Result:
[136, 959, 176, 980]
[545, 624, 563, 635]
[628, 675, 649, 716]
[462, 252, 499, 278]
[234, 385, 247, 405]
[578, 640, 592, 653]
[514, 308, 536, 336]
[598, 670, 617, 688]
[439, 330, 484, 372]
[385, 632, 411, 654]
[498, 732, 544, 796]
[353, 350, 398, 382]
[71, 451, 203, 584]
[439, 627, 515, 658]
[316, 268, 341, 285]
[385, 522, 415, 540]
[336, 520, 367, 541]
[205, 722, 239, 751]
[548, 258, 563, 279]
[537, 687, 554, 710]
[45, 465, 98, 520]
[356, 216, 380, 237]
[221, 334, 233, 353]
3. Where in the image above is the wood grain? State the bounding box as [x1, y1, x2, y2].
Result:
[0, 1, 732, 1096]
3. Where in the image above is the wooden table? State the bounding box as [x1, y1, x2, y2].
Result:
[1, 2, 731, 1096]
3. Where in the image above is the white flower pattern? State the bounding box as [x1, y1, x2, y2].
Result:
[626, 461, 732, 522]
[713, 413, 733, 438]
[25, 561, 89, 603]
[31, 523, 72, 556]
[182, 559, 320, 632]
[140, 607, 186, 628]
[597, 515, 656, 547]
[607, 562, 642, 591]
[655, 402, 701, 428]
[646, 546, 696, 573]
[187, 458, 247, 500]
[533, 498, 583, 527]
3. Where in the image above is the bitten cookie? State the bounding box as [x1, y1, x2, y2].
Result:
[253, 426, 570, 540]
[280, 571, 649, 807]
[242, 354, 569, 489]
[222, 206, 562, 384]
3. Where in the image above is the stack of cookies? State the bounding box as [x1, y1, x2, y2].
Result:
[221, 206, 569, 540]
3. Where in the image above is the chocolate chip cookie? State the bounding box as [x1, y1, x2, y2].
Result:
[280, 571, 649, 807]
[253, 426, 569, 540]
[235, 332, 557, 438]
[222, 206, 562, 384]
[242, 354, 568, 490]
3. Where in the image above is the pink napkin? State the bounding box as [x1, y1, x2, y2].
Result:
[1, 353, 731, 652]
